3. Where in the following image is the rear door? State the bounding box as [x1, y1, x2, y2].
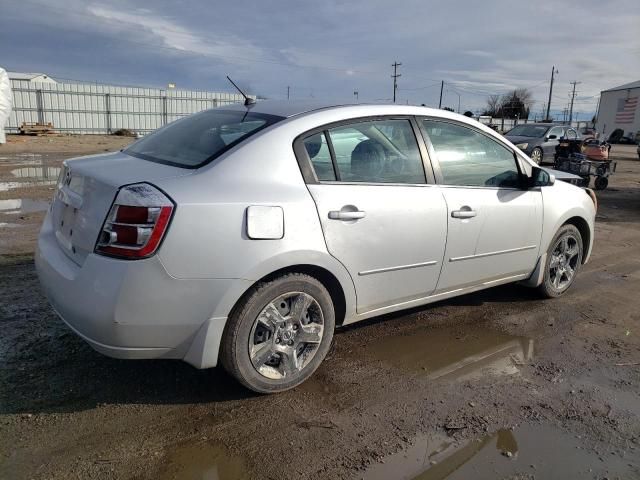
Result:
[419, 119, 542, 292]
[296, 117, 447, 313]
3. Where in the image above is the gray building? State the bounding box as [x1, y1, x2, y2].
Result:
[595, 80, 639, 141]
[7, 71, 57, 83]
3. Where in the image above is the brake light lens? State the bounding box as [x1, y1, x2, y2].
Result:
[95, 183, 174, 259]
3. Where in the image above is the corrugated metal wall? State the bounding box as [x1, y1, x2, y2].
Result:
[6, 80, 246, 134]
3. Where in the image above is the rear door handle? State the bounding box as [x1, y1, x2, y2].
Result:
[451, 207, 476, 219]
[328, 210, 366, 220]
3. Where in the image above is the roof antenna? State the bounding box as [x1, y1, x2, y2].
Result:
[226, 76, 255, 106]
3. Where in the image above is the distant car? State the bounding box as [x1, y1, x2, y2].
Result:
[505, 123, 578, 164]
[578, 127, 596, 140]
[36, 102, 596, 393]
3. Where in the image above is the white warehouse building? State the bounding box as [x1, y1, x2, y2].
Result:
[595, 80, 640, 142]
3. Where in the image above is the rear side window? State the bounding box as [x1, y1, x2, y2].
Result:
[126, 110, 283, 168]
[422, 120, 520, 188]
[302, 119, 425, 184]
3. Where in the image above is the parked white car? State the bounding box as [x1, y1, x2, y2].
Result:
[36, 102, 596, 393]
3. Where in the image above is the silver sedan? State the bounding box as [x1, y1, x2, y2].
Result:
[36, 102, 596, 393]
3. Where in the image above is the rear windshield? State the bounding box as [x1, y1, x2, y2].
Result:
[125, 109, 284, 168]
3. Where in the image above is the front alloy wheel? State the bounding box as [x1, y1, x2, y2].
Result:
[221, 274, 335, 393]
[530, 147, 543, 164]
[538, 224, 583, 298]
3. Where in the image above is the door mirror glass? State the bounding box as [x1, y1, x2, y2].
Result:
[529, 166, 555, 187]
[547, 134, 557, 140]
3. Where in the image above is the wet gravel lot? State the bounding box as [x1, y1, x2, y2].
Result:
[1, 136, 639, 479]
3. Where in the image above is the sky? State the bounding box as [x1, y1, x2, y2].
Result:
[2, 0, 639, 121]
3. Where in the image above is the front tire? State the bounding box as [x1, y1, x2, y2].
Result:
[537, 224, 583, 298]
[221, 273, 335, 393]
[530, 147, 543, 164]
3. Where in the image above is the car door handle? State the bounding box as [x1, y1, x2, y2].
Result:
[451, 207, 476, 219]
[328, 210, 366, 220]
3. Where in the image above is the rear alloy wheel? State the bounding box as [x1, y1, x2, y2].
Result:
[221, 274, 335, 393]
[538, 224, 583, 298]
[530, 147, 543, 164]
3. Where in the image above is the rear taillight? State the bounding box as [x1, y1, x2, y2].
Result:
[95, 183, 174, 259]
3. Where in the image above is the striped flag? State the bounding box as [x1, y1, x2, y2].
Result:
[615, 96, 637, 124]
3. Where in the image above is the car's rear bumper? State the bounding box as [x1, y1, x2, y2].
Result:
[35, 210, 250, 367]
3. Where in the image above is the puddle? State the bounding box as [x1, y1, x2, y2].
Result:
[366, 326, 534, 381]
[11, 166, 61, 183]
[159, 442, 250, 480]
[365, 424, 635, 479]
[0, 153, 62, 191]
[0, 199, 50, 214]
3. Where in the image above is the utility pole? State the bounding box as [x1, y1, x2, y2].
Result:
[568, 81, 581, 125]
[545, 66, 558, 121]
[438, 80, 444, 109]
[287, 86, 290, 100]
[391, 62, 402, 103]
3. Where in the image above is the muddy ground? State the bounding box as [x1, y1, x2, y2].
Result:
[1, 136, 639, 480]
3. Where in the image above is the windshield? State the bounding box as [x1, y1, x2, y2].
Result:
[125, 109, 284, 168]
[506, 125, 549, 138]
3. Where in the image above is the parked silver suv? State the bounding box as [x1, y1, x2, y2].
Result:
[36, 102, 596, 393]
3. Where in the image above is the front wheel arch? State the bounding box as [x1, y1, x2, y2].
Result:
[563, 216, 591, 264]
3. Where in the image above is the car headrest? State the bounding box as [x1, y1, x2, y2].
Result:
[351, 139, 385, 180]
[198, 129, 226, 155]
[304, 134, 322, 159]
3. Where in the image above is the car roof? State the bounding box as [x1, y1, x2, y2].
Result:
[221, 100, 357, 118]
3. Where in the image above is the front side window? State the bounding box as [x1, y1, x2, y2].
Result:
[548, 126, 564, 139]
[126, 110, 283, 168]
[422, 120, 521, 188]
[321, 119, 425, 184]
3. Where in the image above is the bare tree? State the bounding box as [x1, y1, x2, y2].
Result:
[488, 88, 534, 119]
[485, 94, 501, 116]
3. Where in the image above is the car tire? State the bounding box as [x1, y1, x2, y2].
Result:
[594, 176, 608, 190]
[530, 147, 543, 164]
[220, 273, 335, 394]
[537, 224, 583, 298]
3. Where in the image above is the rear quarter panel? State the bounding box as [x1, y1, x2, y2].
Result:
[152, 121, 357, 320]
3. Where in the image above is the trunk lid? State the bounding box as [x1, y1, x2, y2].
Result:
[51, 151, 190, 266]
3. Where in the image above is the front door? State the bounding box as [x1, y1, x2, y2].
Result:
[420, 119, 543, 292]
[300, 118, 447, 313]
[542, 126, 565, 161]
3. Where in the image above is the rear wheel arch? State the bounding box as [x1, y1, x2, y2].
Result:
[226, 264, 348, 335]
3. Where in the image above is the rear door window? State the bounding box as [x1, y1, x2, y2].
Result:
[303, 133, 336, 181]
[320, 119, 426, 184]
[125, 110, 283, 168]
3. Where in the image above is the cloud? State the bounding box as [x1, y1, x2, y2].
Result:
[1, 0, 638, 118]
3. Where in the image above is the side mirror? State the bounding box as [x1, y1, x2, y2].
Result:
[529, 166, 555, 188]
[547, 134, 557, 140]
